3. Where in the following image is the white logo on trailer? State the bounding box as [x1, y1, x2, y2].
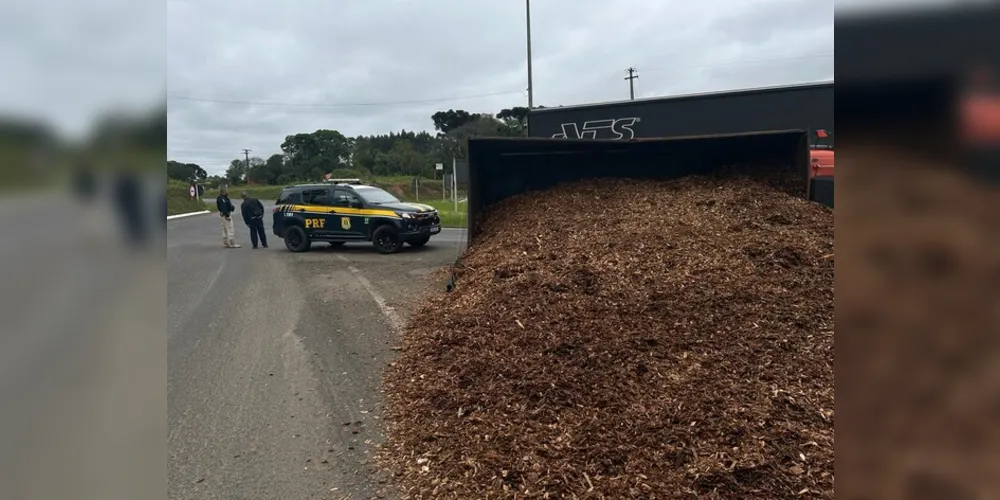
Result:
[551, 117, 641, 140]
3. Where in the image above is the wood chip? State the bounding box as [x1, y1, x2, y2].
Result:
[379, 176, 834, 498]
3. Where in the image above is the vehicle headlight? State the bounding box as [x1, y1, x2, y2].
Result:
[398, 212, 413, 219]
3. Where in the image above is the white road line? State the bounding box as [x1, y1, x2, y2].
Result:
[167, 210, 210, 220]
[337, 255, 404, 334]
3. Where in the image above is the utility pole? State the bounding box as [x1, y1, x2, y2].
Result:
[625, 67, 638, 100]
[242, 149, 251, 184]
[525, 0, 534, 108]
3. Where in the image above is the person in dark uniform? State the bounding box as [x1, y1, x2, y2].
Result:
[240, 191, 268, 249]
[216, 187, 240, 248]
[72, 162, 98, 202]
[112, 171, 147, 249]
[73, 162, 105, 245]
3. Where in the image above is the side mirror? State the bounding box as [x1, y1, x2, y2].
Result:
[350, 200, 363, 208]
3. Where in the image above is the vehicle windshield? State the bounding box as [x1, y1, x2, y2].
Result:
[355, 187, 400, 204]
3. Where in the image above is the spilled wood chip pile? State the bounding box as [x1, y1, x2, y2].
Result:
[380, 176, 834, 499]
[836, 157, 1000, 498]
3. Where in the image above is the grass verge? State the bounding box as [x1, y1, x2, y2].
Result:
[215, 185, 283, 201]
[167, 181, 208, 216]
[419, 199, 467, 229]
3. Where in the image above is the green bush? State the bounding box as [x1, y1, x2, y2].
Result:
[206, 185, 283, 201]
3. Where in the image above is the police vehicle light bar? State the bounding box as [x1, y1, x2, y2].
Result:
[324, 178, 362, 184]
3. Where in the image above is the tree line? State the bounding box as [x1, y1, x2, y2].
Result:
[166, 106, 532, 187]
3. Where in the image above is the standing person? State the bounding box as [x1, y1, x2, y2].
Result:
[112, 171, 147, 249]
[240, 191, 268, 249]
[73, 161, 103, 247]
[216, 187, 241, 248]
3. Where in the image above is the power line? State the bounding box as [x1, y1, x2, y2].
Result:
[167, 53, 831, 109]
[169, 152, 248, 159]
[166, 89, 525, 108]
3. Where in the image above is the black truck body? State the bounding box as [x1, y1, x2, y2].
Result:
[525, 81, 834, 207]
[527, 81, 834, 146]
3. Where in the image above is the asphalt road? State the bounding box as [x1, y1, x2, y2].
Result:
[168, 207, 467, 500]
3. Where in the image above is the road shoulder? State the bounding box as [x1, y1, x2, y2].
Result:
[167, 210, 210, 220]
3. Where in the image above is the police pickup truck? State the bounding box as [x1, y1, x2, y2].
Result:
[272, 179, 441, 254]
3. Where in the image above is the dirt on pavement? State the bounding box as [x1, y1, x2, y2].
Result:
[282, 242, 462, 499]
[379, 177, 835, 499]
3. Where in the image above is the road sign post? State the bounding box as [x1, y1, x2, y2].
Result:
[436, 163, 444, 199]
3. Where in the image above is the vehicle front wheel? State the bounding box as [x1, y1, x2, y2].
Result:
[283, 225, 311, 252]
[372, 225, 403, 254]
[407, 234, 431, 247]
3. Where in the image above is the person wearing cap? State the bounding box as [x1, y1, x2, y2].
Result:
[216, 186, 240, 248]
[240, 190, 268, 249]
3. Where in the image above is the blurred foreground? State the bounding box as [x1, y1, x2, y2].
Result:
[0, 107, 166, 499]
[837, 3, 1000, 499]
[0, 1, 998, 499]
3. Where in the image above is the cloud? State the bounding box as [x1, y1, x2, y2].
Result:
[167, 0, 834, 174]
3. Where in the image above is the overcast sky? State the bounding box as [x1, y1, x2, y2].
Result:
[0, 0, 163, 139]
[168, 0, 834, 175]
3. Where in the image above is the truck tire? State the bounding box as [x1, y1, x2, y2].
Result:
[283, 225, 311, 252]
[408, 234, 431, 247]
[372, 225, 403, 254]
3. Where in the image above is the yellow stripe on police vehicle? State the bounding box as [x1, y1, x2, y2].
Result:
[284, 204, 401, 218]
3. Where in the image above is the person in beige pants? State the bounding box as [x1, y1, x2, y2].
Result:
[215, 187, 241, 248]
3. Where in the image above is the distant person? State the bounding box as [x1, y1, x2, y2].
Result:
[73, 162, 104, 245]
[72, 162, 98, 202]
[240, 191, 268, 249]
[216, 187, 240, 248]
[113, 171, 147, 249]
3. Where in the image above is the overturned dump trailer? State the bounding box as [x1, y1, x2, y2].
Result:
[527, 82, 834, 207]
[464, 129, 811, 242]
[412, 128, 833, 497]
